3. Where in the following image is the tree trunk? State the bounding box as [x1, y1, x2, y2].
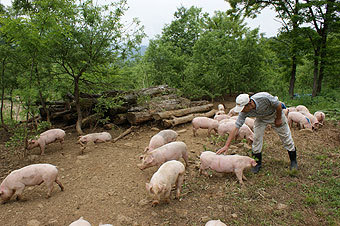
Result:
[162, 109, 217, 128]
[153, 104, 213, 120]
[312, 47, 320, 97]
[289, 55, 297, 98]
[74, 76, 83, 135]
[0, 58, 8, 132]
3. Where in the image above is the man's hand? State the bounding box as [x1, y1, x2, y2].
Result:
[216, 146, 228, 155]
[275, 117, 282, 127]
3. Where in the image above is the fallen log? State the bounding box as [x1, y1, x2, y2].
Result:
[162, 109, 217, 128]
[126, 111, 153, 125]
[153, 104, 214, 120]
[112, 126, 138, 143]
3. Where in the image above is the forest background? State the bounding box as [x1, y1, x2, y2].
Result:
[0, 0, 339, 138]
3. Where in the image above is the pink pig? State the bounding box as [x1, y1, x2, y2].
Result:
[218, 121, 254, 144]
[296, 105, 310, 113]
[299, 111, 319, 129]
[214, 114, 229, 121]
[78, 132, 112, 145]
[314, 111, 325, 125]
[287, 112, 313, 130]
[138, 141, 188, 170]
[27, 129, 66, 155]
[144, 129, 178, 153]
[192, 117, 219, 136]
[205, 220, 227, 226]
[199, 151, 257, 184]
[0, 164, 64, 203]
[145, 160, 185, 206]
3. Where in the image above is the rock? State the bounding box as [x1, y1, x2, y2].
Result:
[27, 219, 41, 226]
[231, 213, 238, 218]
[201, 216, 211, 223]
[277, 203, 288, 210]
[177, 129, 187, 134]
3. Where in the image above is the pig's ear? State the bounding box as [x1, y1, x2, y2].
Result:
[145, 183, 152, 192]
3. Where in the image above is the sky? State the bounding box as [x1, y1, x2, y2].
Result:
[0, 0, 281, 45]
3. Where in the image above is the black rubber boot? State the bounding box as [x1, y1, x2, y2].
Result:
[251, 153, 262, 174]
[288, 148, 298, 170]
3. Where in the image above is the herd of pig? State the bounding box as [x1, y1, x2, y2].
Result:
[0, 103, 325, 226]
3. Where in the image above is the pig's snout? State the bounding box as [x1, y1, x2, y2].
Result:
[151, 200, 159, 207]
[137, 164, 145, 170]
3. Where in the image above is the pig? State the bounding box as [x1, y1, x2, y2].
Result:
[227, 107, 238, 117]
[299, 111, 319, 129]
[77, 132, 112, 152]
[213, 114, 229, 121]
[27, 129, 66, 155]
[0, 164, 64, 203]
[144, 129, 178, 153]
[296, 105, 310, 113]
[218, 121, 254, 144]
[205, 220, 227, 226]
[69, 217, 91, 226]
[199, 151, 257, 184]
[218, 104, 225, 111]
[192, 117, 219, 136]
[314, 111, 325, 125]
[145, 160, 185, 206]
[138, 141, 188, 170]
[287, 112, 313, 130]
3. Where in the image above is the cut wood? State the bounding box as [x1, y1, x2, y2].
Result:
[153, 104, 214, 120]
[126, 111, 153, 125]
[112, 126, 138, 143]
[162, 109, 217, 128]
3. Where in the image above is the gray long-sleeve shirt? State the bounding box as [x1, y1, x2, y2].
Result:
[235, 92, 280, 128]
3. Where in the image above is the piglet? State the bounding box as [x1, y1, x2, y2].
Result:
[199, 151, 257, 184]
[27, 129, 65, 155]
[314, 111, 325, 125]
[205, 220, 227, 226]
[69, 217, 91, 226]
[296, 105, 310, 113]
[144, 129, 178, 153]
[218, 121, 254, 144]
[287, 111, 313, 130]
[0, 164, 64, 203]
[138, 141, 188, 170]
[192, 117, 219, 136]
[145, 160, 185, 206]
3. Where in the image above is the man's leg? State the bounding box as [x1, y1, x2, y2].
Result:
[252, 119, 267, 173]
[272, 115, 298, 170]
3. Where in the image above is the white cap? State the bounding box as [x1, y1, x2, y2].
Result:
[234, 94, 250, 113]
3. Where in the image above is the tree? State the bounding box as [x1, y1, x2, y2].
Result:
[48, 0, 144, 134]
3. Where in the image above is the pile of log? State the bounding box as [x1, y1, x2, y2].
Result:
[37, 85, 215, 128]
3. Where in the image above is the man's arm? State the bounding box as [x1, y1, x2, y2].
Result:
[275, 102, 282, 127]
[216, 127, 240, 154]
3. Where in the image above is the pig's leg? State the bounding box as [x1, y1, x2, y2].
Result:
[192, 127, 197, 136]
[59, 138, 64, 150]
[175, 174, 184, 199]
[45, 180, 54, 198]
[235, 170, 244, 185]
[182, 152, 189, 167]
[55, 179, 64, 191]
[14, 184, 26, 201]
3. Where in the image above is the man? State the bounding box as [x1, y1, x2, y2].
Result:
[216, 92, 298, 173]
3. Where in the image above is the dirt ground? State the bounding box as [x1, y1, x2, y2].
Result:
[0, 102, 339, 226]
